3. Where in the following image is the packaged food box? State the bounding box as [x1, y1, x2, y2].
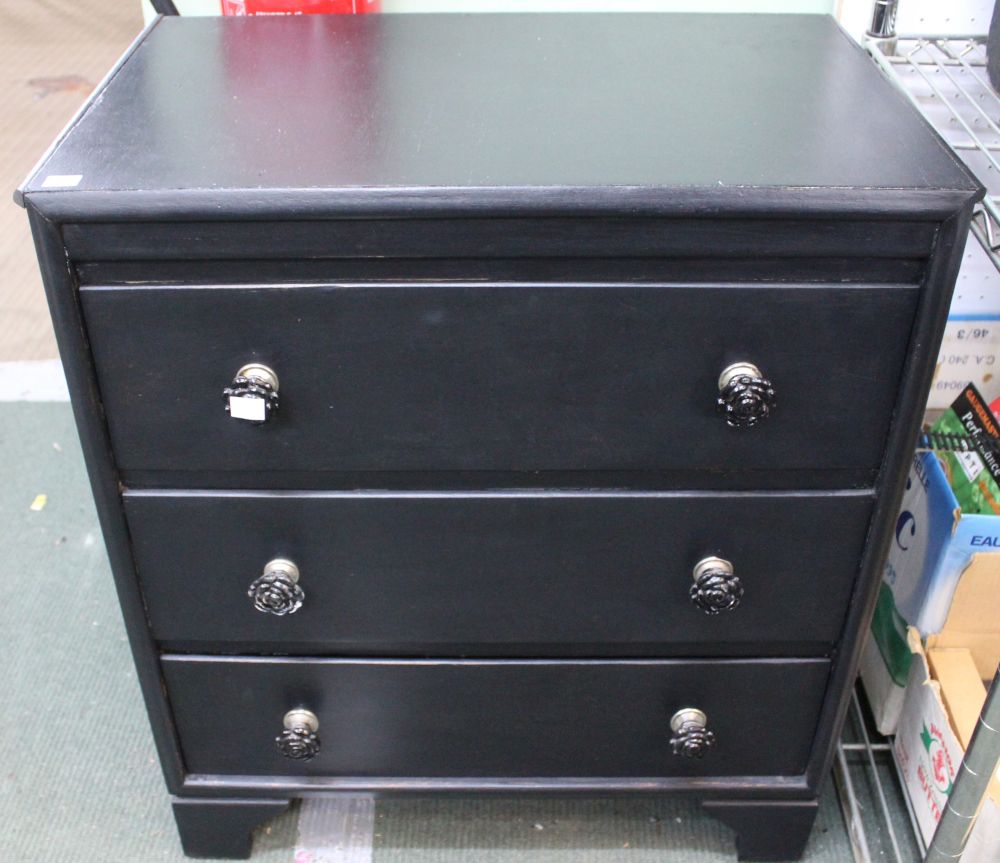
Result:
[931, 383, 1000, 516]
[861, 453, 1000, 734]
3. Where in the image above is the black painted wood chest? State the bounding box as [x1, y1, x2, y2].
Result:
[17, 12, 982, 860]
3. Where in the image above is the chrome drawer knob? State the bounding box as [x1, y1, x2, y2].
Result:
[248, 558, 304, 616]
[223, 363, 280, 423]
[276, 709, 320, 761]
[670, 708, 716, 758]
[690, 556, 743, 614]
[717, 361, 775, 429]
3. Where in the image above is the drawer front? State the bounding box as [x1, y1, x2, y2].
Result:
[83, 283, 918, 483]
[126, 490, 871, 655]
[162, 656, 829, 779]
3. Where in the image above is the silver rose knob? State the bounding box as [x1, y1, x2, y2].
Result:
[248, 559, 304, 616]
[670, 708, 716, 758]
[690, 556, 743, 614]
[717, 361, 775, 429]
[276, 709, 320, 761]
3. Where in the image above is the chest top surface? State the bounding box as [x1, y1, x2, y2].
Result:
[17, 13, 979, 207]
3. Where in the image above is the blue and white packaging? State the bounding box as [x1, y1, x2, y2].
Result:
[861, 450, 1000, 734]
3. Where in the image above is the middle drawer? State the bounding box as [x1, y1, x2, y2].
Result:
[125, 489, 872, 656]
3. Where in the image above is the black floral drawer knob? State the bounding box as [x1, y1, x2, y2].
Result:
[717, 361, 775, 429]
[670, 708, 716, 758]
[690, 556, 743, 614]
[223, 363, 280, 423]
[276, 709, 320, 761]
[248, 558, 304, 616]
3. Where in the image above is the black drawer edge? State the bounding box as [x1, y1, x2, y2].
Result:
[155, 640, 837, 659]
[120, 468, 880, 492]
[123, 487, 874, 499]
[61, 216, 937, 262]
[25, 184, 980, 223]
[179, 772, 814, 796]
[75, 256, 928, 287]
[162, 655, 832, 667]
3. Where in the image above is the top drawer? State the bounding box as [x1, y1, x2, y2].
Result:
[81, 281, 918, 487]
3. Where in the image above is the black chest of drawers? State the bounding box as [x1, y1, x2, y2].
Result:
[18, 12, 981, 861]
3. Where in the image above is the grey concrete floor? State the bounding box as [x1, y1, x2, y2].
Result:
[0, 0, 142, 362]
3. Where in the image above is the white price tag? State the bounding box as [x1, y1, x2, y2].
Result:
[229, 395, 266, 422]
[41, 174, 83, 188]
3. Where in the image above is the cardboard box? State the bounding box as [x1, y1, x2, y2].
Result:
[861, 451, 1000, 734]
[894, 634, 975, 845]
[893, 627, 1000, 852]
[891, 553, 1000, 850]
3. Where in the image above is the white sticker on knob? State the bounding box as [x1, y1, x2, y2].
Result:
[229, 395, 266, 422]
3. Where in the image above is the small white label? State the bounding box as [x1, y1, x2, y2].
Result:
[957, 448, 985, 483]
[229, 395, 266, 422]
[41, 174, 83, 188]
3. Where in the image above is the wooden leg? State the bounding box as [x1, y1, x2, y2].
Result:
[172, 797, 291, 859]
[702, 798, 819, 861]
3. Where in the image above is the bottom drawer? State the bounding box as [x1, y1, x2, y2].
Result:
[163, 657, 829, 779]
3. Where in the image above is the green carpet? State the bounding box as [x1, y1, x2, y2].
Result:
[0, 402, 852, 862]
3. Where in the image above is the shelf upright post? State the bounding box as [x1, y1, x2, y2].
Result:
[925, 666, 1000, 861]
